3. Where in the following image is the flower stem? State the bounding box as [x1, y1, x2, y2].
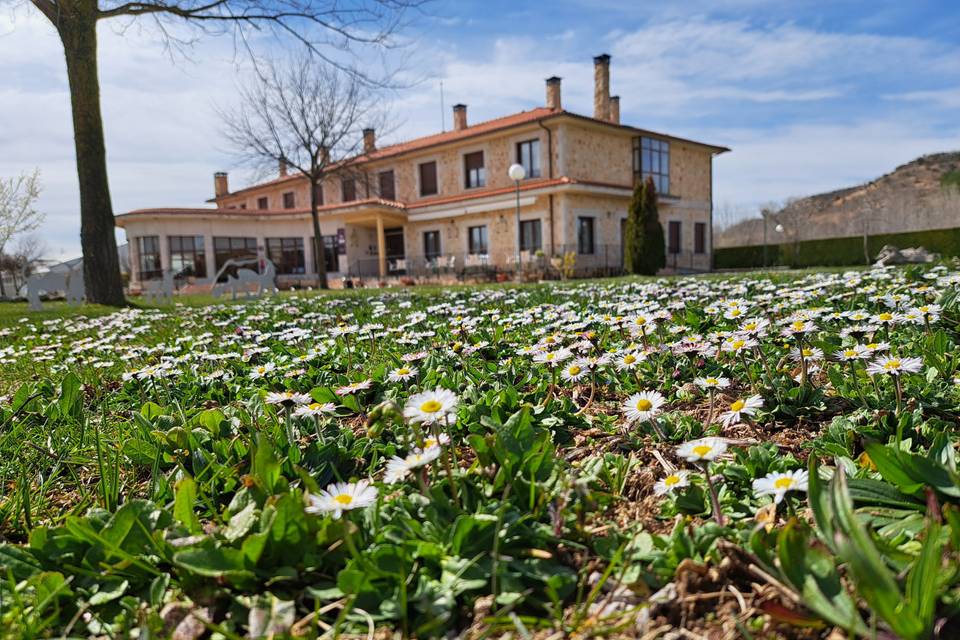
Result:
[700, 462, 725, 526]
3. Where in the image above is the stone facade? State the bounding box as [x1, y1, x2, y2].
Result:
[117, 54, 728, 289]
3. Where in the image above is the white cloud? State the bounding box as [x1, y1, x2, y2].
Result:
[884, 88, 960, 109]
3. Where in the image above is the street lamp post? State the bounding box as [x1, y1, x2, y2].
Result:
[508, 163, 526, 274]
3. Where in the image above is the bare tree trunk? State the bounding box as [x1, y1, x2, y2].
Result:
[310, 179, 329, 289]
[57, 0, 126, 305]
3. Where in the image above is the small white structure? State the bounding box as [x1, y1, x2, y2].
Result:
[25, 264, 85, 311]
[141, 270, 175, 304]
[210, 258, 277, 300]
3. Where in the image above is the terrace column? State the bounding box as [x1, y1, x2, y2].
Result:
[303, 234, 316, 277]
[376, 214, 387, 279]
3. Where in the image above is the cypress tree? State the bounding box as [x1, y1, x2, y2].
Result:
[624, 176, 666, 275]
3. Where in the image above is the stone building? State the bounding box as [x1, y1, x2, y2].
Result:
[117, 55, 729, 289]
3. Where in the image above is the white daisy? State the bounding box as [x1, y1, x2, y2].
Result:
[694, 376, 730, 390]
[654, 470, 690, 496]
[866, 355, 923, 376]
[560, 361, 590, 383]
[383, 447, 443, 484]
[677, 437, 728, 462]
[752, 469, 809, 504]
[388, 366, 418, 382]
[294, 402, 337, 418]
[403, 388, 459, 424]
[719, 394, 763, 427]
[305, 480, 378, 519]
[621, 390, 666, 423]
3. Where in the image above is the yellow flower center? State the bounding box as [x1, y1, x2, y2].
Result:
[635, 317, 647, 325]
[744, 323, 756, 330]
[397, 368, 410, 375]
[730, 309, 741, 317]
[636, 399, 653, 411]
[693, 445, 712, 457]
[623, 354, 636, 364]
[568, 365, 581, 376]
[730, 400, 745, 412]
[664, 474, 680, 486]
[309, 403, 322, 410]
[420, 399, 443, 413]
[844, 349, 857, 357]
[801, 348, 813, 357]
[878, 313, 893, 321]
[706, 377, 718, 385]
[883, 359, 901, 370]
[791, 321, 805, 331]
[732, 340, 745, 349]
[866, 343, 879, 350]
[334, 494, 353, 505]
[257, 366, 266, 373]
[773, 477, 794, 490]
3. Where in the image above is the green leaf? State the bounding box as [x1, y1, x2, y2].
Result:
[174, 476, 201, 535]
[776, 520, 868, 635]
[829, 468, 926, 640]
[224, 501, 258, 543]
[904, 516, 942, 632]
[88, 578, 129, 605]
[174, 545, 253, 582]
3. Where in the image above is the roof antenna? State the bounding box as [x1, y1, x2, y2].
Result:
[440, 80, 446, 132]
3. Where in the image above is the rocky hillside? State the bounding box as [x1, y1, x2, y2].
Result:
[716, 151, 960, 247]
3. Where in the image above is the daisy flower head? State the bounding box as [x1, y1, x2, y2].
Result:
[249, 362, 276, 379]
[654, 470, 690, 496]
[615, 350, 646, 371]
[834, 345, 868, 362]
[384, 447, 442, 484]
[866, 355, 923, 377]
[720, 394, 763, 427]
[694, 375, 730, 390]
[336, 379, 373, 396]
[622, 390, 666, 423]
[677, 437, 728, 462]
[388, 366, 418, 382]
[721, 336, 758, 354]
[264, 390, 312, 406]
[294, 402, 337, 418]
[560, 360, 590, 383]
[781, 319, 816, 337]
[533, 348, 573, 367]
[306, 480, 378, 519]
[752, 469, 809, 504]
[789, 346, 824, 363]
[404, 388, 459, 424]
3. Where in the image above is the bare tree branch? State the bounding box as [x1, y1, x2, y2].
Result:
[218, 55, 392, 288]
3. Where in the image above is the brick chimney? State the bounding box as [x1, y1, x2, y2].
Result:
[546, 76, 562, 110]
[213, 172, 229, 198]
[453, 104, 468, 131]
[363, 128, 376, 154]
[593, 54, 611, 121]
[279, 159, 288, 177]
[609, 96, 620, 124]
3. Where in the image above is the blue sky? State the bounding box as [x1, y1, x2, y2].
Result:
[2, 0, 960, 258]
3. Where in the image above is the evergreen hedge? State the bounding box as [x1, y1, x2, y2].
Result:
[715, 227, 960, 269]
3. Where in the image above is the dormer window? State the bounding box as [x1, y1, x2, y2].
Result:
[282, 192, 295, 209]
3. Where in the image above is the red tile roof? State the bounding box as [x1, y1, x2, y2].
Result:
[212, 108, 728, 201]
[117, 178, 634, 221]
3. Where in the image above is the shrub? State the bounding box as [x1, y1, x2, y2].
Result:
[624, 177, 666, 275]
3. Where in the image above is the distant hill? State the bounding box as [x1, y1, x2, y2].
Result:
[716, 152, 960, 248]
